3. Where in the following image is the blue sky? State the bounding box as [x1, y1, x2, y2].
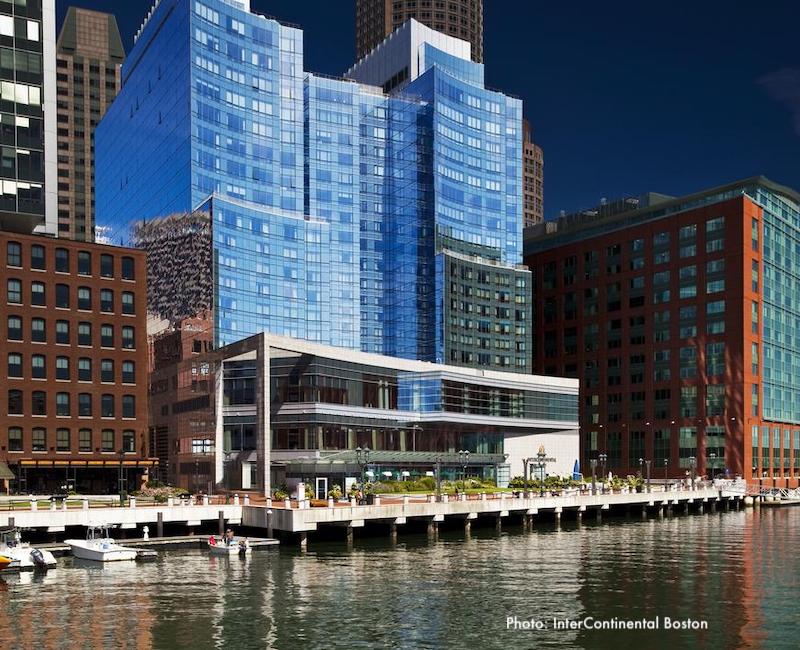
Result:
[59, 0, 800, 218]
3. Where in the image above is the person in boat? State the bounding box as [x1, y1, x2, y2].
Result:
[225, 529, 234, 546]
[208, 535, 216, 546]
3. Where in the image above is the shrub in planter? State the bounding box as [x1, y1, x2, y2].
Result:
[327, 484, 343, 500]
[272, 490, 289, 501]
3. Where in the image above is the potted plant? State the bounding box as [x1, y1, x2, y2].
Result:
[327, 484, 343, 500]
[363, 482, 376, 504]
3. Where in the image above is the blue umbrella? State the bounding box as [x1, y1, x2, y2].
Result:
[572, 459, 582, 481]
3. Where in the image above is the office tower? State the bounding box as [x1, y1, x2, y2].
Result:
[0, 231, 152, 492]
[355, 0, 483, 63]
[55, 7, 124, 241]
[522, 119, 543, 226]
[0, 0, 56, 235]
[95, 3, 529, 372]
[524, 176, 800, 488]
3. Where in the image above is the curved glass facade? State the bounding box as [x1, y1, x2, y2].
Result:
[95, 0, 526, 370]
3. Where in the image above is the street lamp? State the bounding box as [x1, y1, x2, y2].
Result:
[223, 451, 232, 497]
[688, 456, 697, 490]
[598, 452, 607, 494]
[194, 458, 200, 495]
[434, 454, 443, 499]
[663, 457, 669, 490]
[645, 459, 652, 493]
[536, 445, 547, 497]
[118, 448, 126, 506]
[590, 457, 597, 495]
[458, 450, 470, 482]
[709, 451, 717, 483]
[355, 446, 370, 485]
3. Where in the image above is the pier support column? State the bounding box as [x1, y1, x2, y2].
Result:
[427, 520, 438, 537]
[596, 509, 602, 522]
[299, 532, 308, 550]
[658, 505, 664, 518]
[576, 510, 582, 526]
[157, 512, 164, 538]
[697, 503, 704, 514]
[684, 502, 690, 514]
[218, 511, 225, 536]
[724, 499, 730, 512]
[495, 515, 502, 532]
[554, 507, 562, 526]
[389, 522, 398, 542]
[346, 526, 354, 544]
[641, 505, 647, 519]
[464, 519, 471, 534]
[710, 500, 716, 513]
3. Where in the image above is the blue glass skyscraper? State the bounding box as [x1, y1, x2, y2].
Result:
[95, 0, 531, 371]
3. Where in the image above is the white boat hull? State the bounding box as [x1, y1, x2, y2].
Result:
[208, 542, 249, 556]
[65, 540, 137, 562]
[0, 546, 57, 571]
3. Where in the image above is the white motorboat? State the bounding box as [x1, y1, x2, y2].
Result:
[0, 527, 57, 571]
[208, 534, 250, 556]
[64, 525, 138, 562]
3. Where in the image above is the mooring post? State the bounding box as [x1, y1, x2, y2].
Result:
[157, 511, 164, 537]
[299, 532, 308, 550]
[218, 510, 225, 536]
[427, 520, 438, 536]
[346, 525, 354, 544]
[390, 522, 398, 541]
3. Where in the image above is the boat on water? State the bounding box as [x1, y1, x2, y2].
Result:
[0, 527, 57, 571]
[64, 525, 138, 562]
[0, 555, 11, 570]
[208, 530, 250, 556]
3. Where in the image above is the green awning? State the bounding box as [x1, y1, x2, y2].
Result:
[0, 461, 14, 480]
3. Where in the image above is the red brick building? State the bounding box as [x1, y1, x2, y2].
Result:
[524, 178, 800, 488]
[1, 231, 153, 493]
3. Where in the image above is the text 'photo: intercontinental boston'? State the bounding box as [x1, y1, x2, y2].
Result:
[0, 0, 797, 648]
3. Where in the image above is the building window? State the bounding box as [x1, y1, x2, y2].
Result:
[56, 356, 69, 380]
[32, 428, 46, 452]
[751, 301, 759, 334]
[102, 429, 114, 452]
[7, 352, 22, 377]
[7, 389, 22, 415]
[31, 281, 45, 306]
[31, 317, 45, 342]
[78, 251, 91, 275]
[122, 361, 135, 384]
[101, 394, 114, 418]
[77, 286, 92, 310]
[121, 256, 135, 280]
[78, 322, 92, 346]
[122, 430, 135, 453]
[57, 428, 70, 452]
[55, 247, 69, 273]
[122, 395, 135, 418]
[122, 291, 135, 315]
[56, 392, 70, 416]
[31, 354, 46, 379]
[100, 288, 114, 312]
[55, 283, 70, 308]
[7, 315, 22, 340]
[78, 358, 92, 382]
[31, 244, 45, 270]
[101, 359, 114, 383]
[79, 429, 92, 452]
[705, 384, 725, 417]
[8, 427, 22, 452]
[122, 326, 135, 349]
[706, 342, 725, 376]
[32, 391, 46, 416]
[752, 342, 759, 376]
[101, 324, 114, 348]
[56, 320, 69, 344]
[100, 254, 114, 278]
[78, 393, 92, 416]
[6, 241, 21, 267]
[7, 278, 21, 303]
[679, 427, 697, 468]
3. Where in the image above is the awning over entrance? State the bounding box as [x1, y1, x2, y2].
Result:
[0, 461, 14, 480]
[16, 459, 159, 468]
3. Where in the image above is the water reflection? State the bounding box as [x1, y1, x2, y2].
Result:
[0, 508, 796, 649]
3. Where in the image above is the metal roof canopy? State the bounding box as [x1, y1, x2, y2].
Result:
[274, 450, 506, 467]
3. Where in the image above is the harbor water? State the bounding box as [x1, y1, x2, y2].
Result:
[0, 506, 796, 649]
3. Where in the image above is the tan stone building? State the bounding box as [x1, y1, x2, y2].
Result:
[55, 8, 124, 242]
[522, 118, 544, 226]
[356, 0, 483, 63]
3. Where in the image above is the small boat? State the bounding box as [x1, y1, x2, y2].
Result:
[208, 532, 250, 556]
[0, 527, 57, 571]
[0, 555, 11, 571]
[64, 525, 138, 562]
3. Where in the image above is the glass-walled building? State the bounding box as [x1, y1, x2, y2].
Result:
[148, 332, 578, 494]
[95, 2, 528, 371]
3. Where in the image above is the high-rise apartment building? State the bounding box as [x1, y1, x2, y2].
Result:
[95, 2, 529, 373]
[355, 0, 483, 63]
[0, 0, 57, 235]
[55, 7, 124, 241]
[522, 118, 543, 226]
[524, 177, 800, 489]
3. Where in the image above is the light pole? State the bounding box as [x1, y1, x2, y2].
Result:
[458, 450, 470, 483]
[355, 446, 370, 486]
[709, 452, 717, 483]
[522, 457, 535, 484]
[224, 451, 232, 498]
[118, 448, 125, 506]
[663, 457, 669, 490]
[645, 459, 652, 493]
[435, 454, 443, 499]
[536, 445, 547, 497]
[590, 457, 597, 495]
[598, 452, 607, 493]
[194, 458, 200, 495]
[688, 456, 697, 490]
